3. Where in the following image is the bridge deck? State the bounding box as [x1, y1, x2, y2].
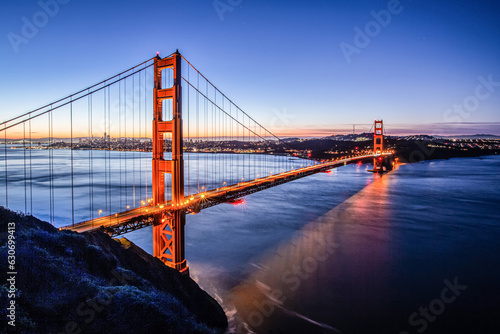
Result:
[61, 154, 390, 236]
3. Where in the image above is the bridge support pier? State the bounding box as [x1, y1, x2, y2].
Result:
[153, 211, 188, 273]
[152, 51, 188, 274]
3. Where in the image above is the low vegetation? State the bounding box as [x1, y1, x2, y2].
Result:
[0, 207, 227, 334]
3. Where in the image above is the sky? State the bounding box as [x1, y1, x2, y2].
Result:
[1, 0, 500, 137]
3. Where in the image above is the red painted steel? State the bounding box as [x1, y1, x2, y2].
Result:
[152, 51, 188, 274]
[373, 120, 384, 170]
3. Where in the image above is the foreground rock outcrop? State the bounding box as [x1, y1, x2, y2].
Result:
[0, 207, 227, 333]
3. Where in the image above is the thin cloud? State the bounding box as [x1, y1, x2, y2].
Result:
[271, 122, 500, 137]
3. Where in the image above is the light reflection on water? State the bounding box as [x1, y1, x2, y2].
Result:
[192, 172, 394, 333]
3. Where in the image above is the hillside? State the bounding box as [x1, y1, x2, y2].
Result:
[0, 207, 227, 333]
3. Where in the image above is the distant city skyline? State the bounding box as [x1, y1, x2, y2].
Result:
[1, 0, 499, 136]
[4, 123, 500, 140]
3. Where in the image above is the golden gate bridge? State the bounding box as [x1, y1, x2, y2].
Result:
[0, 50, 393, 274]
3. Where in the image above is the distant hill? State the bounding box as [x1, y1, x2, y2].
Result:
[435, 134, 500, 140]
[325, 132, 372, 141]
[281, 137, 301, 142]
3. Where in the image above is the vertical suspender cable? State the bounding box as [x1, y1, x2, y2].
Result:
[205, 81, 207, 190]
[29, 116, 32, 215]
[144, 65, 148, 202]
[222, 97, 224, 186]
[90, 94, 93, 219]
[88, 93, 91, 220]
[108, 85, 112, 222]
[196, 73, 199, 193]
[187, 63, 190, 196]
[124, 78, 128, 209]
[23, 123, 27, 213]
[214, 89, 216, 188]
[106, 85, 110, 216]
[50, 109, 54, 224]
[4, 125, 8, 207]
[139, 71, 142, 204]
[109, 85, 112, 220]
[133, 74, 136, 208]
[104, 86, 108, 216]
[119, 79, 122, 210]
[88, 92, 93, 220]
[242, 113, 245, 182]
[227, 103, 234, 185]
[48, 113, 52, 223]
[70, 100, 75, 226]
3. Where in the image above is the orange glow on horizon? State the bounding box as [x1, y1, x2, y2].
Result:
[3, 124, 497, 140]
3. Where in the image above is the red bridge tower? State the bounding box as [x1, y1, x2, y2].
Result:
[373, 120, 384, 171]
[152, 51, 188, 274]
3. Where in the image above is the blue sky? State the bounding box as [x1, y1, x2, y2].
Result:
[1, 0, 499, 136]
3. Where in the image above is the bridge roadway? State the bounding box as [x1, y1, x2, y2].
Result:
[61, 153, 390, 236]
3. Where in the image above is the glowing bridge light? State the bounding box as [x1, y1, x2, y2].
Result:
[227, 198, 245, 206]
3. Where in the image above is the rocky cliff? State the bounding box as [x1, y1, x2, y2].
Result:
[0, 207, 227, 333]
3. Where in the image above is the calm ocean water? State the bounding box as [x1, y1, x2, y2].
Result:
[2, 150, 499, 333]
[129, 155, 500, 334]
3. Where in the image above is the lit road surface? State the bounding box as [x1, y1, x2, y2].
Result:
[61, 154, 391, 234]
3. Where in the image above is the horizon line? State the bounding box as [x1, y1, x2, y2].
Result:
[2, 132, 499, 141]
